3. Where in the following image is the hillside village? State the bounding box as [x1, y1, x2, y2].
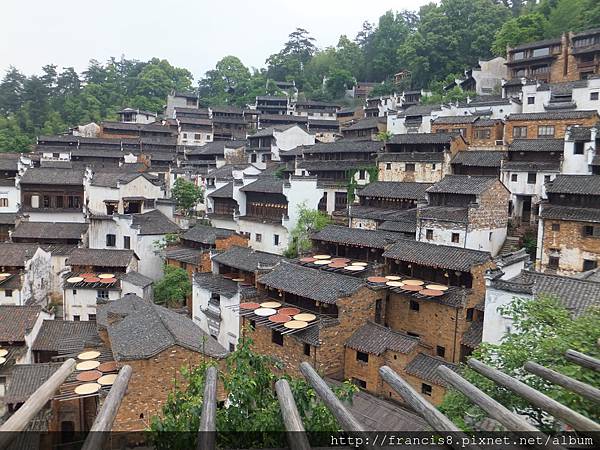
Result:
[0, 19, 599, 448]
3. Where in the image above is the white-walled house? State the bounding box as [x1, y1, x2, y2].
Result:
[0, 305, 54, 365]
[520, 78, 600, 114]
[246, 125, 315, 169]
[88, 209, 180, 280]
[117, 108, 157, 124]
[86, 170, 166, 216]
[562, 125, 599, 175]
[0, 244, 51, 307]
[483, 269, 600, 344]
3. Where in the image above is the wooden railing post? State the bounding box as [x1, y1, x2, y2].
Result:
[275, 379, 311, 450]
[196, 366, 218, 450]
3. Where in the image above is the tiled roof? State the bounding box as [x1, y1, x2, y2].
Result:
[182, 224, 235, 245]
[97, 294, 228, 360]
[426, 175, 497, 195]
[405, 353, 458, 387]
[257, 261, 365, 304]
[0, 213, 17, 225]
[32, 320, 99, 352]
[377, 152, 444, 163]
[212, 245, 283, 273]
[4, 363, 63, 404]
[0, 243, 42, 267]
[206, 164, 249, 180]
[357, 181, 431, 200]
[11, 222, 88, 240]
[388, 133, 458, 145]
[0, 306, 42, 342]
[507, 110, 598, 121]
[510, 37, 561, 51]
[419, 206, 469, 223]
[303, 141, 382, 154]
[187, 141, 238, 156]
[193, 273, 239, 297]
[432, 116, 478, 125]
[298, 160, 376, 171]
[568, 126, 596, 141]
[462, 321, 483, 348]
[19, 167, 84, 186]
[540, 205, 600, 223]
[312, 225, 405, 250]
[91, 171, 160, 188]
[494, 270, 600, 317]
[398, 105, 440, 117]
[382, 240, 490, 272]
[67, 248, 136, 268]
[346, 322, 419, 356]
[508, 139, 563, 153]
[546, 175, 600, 195]
[343, 117, 380, 131]
[349, 206, 417, 224]
[120, 271, 153, 288]
[250, 124, 297, 138]
[165, 246, 205, 264]
[502, 161, 560, 172]
[239, 177, 284, 194]
[207, 182, 234, 199]
[378, 219, 417, 234]
[451, 151, 505, 168]
[132, 209, 180, 235]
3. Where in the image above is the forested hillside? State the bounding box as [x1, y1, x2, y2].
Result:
[1, 0, 599, 152]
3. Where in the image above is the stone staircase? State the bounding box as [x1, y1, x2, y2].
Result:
[500, 236, 521, 255]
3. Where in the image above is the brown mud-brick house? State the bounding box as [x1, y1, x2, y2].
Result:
[537, 175, 600, 274]
[430, 116, 478, 143]
[166, 224, 248, 276]
[570, 28, 600, 80]
[211, 245, 283, 285]
[451, 150, 505, 177]
[505, 110, 599, 144]
[349, 181, 430, 232]
[311, 225, 405, 264]
[97, 294, 228, 431]
[470, 119, 505, 148]
[211, 106, 248, 140]
[341, 117, 386, 140]
[244, 261, 383, 379]
[418, 175, 510, 256]
[381, 239, 493, 363]
[378, 133, 467, 183]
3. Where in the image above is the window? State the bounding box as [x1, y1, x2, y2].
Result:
[5, 290, 12, 297]
[249, 319, 256, 330]
[73, 315, 80, 321]
[229, 343, 235, 352]
[532, 47, 550, 57]
[97, 290, 109, 299]
[271, 329, 283, 346]
[0, 198, 8, 208]
[352, 378, 367, 389]
[206, 135, 211, 140]
[273, 234, 280, 246]
[544, 175, 551, 183]
[466, 308, 474, 322]
[451, 233, 460, 243]
[527, 97, 535, 105]
[194, 133, 202, 140]
[123, 236, 131, 249]
[303, 343, 311, 356]
[474, 129, 491, 140]
[425, 229, 433, 240]
[43, 195, 50, 208]
[583, 259, 597, 271]
[186, 98, 196, 106]
[68, 196, 81, 209]
[538, 125, 555, 137]
[56, 196, 63, 208]
[255, 233, 262, 242]
[511, 174, 518, 182]
[457, 128, 467, 137]
[548, 255, 560, 269]
[432, 163, 436, 170]
[72, 289, 77, 295]
[591, 92, 599, 101]
[583, 225, 600, 237]
[551, 223, 560, 232]
[385, 163, 392, 170]
[436, 346, 446, 358]
[106, 234, 116, 247]
[421, 383, 432, 396]
[405, 163, 415, 172]
[574, 142, 585, 155]
[527, 172, 537, 184]
[356, 351, 369, 363]
[407, 331, 420, 338]
[409, 300, 420, 312]
[250, 154, 257, 163]
[513, 126, 527, 138]
[512, 51, 525, 61]
[358, 169, 366, 180]
[88, 314, 96, 321]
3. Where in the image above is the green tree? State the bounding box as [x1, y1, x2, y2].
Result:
[0, 67, 26, 115]
[284, 203, 331, 258]
[172, 177, 203, 216]
[545, 0, 585, 38]
[324, 69, 355, 100]
[439, 296, 600, 431]
[376, 130, 393, 142]
[266, 28, 317, 87]
[153, 265, 191, 308]
[150, 336, 357, 449]
[492, 12, 548, 56]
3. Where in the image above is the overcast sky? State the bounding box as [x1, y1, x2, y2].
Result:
[2, 0, 432, 82]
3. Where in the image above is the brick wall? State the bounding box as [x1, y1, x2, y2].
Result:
[378, 161, 446, 183]
[469, 180, 510, 230]
[505, 116, 598, 143]
[215, 234, 249, 250]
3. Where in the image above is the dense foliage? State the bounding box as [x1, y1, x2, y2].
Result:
[439, 296, 600, 431]
[171, 177, 203, 216]
[2, 0, 598, 151]
[153, 265, 192, 308]
[284, 203, 331, 258]
[149, 336, 357, 449]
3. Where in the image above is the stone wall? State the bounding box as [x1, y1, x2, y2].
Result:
[505, 116, 597, 143]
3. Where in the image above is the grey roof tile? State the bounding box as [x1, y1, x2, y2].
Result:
[546, 175, 600, 195]
[67, 248, 136, 268]
[357, 182, 432, 200]
[508, 139, 563, 153]
[19, 167, 84, 186]
[32, 320, 99, 352]
[11, 222, 88, 240]
[312, 225, 405, 250]
[405, 353, 458, 387]
[132, 210, 180, 235]
[182, 224, 235, 245]
[4, 363, 63, 404]
[208, 182, 234, 198]
[0, 306, 42, 342]
[540, 204, 600, 223]
[212, 246, 284, 273]
[507, 110, 598, 121]
[426, 175, 497, 195]
[239, 177, 284, 194]
[346, 322, 419, 355]
[388, 133, 459, 145]
[0, 243, 42, 267]
[302, 141, 382, 154]
[462, 321, 483, 348]
[451, 151, 505, 168]
[120, 271, 153, 288]
[419, 206, 469, 223]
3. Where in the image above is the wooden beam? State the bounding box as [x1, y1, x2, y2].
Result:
[565, 350, 600, 373]
[299, 362, 365, 432]
[0, 358, 76, 450]
[275, 379, 311, 450]
[436, 366, 565, 450]
[196, 366, 218, 450]
[81, 365, 133, 450]
[524, 361, 600, 404]
[468, 359, 600, 432]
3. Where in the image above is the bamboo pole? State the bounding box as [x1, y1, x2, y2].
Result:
[565, 350, 600, 372]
